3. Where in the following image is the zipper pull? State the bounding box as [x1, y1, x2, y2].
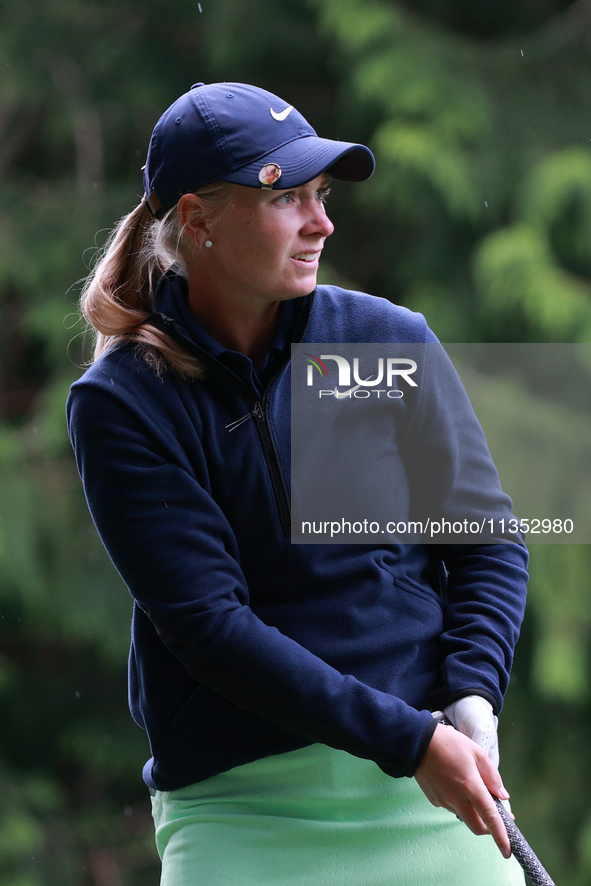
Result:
[225, 400, 266, 433]
[225, 410, 255, 432]
[225, 401, 265, 433]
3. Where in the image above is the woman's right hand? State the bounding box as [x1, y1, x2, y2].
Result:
[414, 723, 512, 858]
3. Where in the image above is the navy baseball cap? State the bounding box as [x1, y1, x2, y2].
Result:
[143, 82, 375, 218]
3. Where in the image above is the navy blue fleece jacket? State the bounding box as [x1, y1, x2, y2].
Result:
[67, 274, 528, 791]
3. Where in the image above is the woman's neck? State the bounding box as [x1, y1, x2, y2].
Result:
[186, 281, 282, 367]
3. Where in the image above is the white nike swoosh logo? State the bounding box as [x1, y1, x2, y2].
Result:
[333, 375, 376, 399]
[270, 105, 294, 121]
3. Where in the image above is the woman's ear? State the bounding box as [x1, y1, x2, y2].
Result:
[177, 193, 210, 247]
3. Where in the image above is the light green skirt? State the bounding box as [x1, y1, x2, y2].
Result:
[151, 743, 525, 886]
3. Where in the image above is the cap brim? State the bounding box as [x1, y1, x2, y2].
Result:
[222, 135, 375, 189]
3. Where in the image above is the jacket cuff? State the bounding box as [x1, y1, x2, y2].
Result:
[377, 714, 438, 779]
[408, 714, 438, 776]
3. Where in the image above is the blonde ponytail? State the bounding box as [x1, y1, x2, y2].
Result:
[81, 181, 233, 376]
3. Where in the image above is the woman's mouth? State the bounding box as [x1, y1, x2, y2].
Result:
[292, 253, 319, 263]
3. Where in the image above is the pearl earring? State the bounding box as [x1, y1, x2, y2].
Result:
[205, 239, 213, 248]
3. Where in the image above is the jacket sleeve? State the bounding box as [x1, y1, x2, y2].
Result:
[67, 379, 436, 778]
[400, 337, 528, 713]
[430, 543, 528, 714]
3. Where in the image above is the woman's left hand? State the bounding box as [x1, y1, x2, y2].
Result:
[444, 696, 500, 768]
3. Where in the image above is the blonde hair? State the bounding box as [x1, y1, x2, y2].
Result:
[81, 181, 234, 376]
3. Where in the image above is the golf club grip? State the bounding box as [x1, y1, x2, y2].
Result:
[492, 797, 555, 886]
[432, 713, 556, 885]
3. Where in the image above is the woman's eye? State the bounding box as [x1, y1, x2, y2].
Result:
[277, 192, 295, 204]
[317, 187, 331, 203]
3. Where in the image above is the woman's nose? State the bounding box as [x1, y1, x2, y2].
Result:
[303, 203, 334, 238]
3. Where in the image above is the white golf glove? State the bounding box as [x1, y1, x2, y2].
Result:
[443, 696, 500, 769]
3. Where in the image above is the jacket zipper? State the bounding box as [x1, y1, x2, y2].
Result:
[251, 400, 291, 534]
[245, 301, 316, 536]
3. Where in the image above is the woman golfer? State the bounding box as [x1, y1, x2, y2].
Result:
[67, 81, 528, 885]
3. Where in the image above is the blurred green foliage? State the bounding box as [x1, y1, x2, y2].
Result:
[1, 0, 591, 882]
